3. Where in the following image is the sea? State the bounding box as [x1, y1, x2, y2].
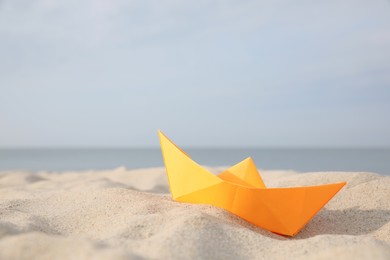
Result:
[0, 148, 389, 175]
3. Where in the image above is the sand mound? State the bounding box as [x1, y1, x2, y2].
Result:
[0, 168, 389, 259]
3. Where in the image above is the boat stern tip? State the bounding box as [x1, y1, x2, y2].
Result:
[158, 130, 169, 142]
[335, 181, 347, 190]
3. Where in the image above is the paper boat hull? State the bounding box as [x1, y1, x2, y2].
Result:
[177, 181, 345, 236]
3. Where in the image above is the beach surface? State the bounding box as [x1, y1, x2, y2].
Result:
[0, 167, 389, 259]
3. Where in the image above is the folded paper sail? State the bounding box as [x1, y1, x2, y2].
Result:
[158, 131, 346, 236]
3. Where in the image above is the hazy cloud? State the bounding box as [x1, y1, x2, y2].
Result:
[0, 0, 389, 147]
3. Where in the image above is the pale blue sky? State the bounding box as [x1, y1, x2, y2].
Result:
[0, 0, 389, 147]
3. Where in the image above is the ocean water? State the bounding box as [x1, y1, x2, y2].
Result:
[0, 148, 389, 175]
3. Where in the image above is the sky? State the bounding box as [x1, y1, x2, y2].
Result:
[0, 0, 389, 148]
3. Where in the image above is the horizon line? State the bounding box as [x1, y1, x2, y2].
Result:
[1, 146, 389, 150]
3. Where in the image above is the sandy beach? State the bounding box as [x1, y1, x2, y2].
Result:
[0, 167, 389, 259]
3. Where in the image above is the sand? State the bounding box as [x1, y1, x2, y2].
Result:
[0, 167, 389, 259]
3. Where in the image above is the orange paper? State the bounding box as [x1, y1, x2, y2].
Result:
[158, 131, 346, 236]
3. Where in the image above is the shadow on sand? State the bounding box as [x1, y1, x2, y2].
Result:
[295, 207, 390, 239]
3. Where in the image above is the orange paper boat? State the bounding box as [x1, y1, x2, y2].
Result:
[158, 131, 346, 236]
